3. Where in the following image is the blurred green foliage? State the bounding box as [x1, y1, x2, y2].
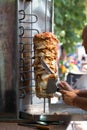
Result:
[54, 0, 87, 53]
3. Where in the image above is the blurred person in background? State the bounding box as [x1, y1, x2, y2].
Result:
[59, 25, 87, 111]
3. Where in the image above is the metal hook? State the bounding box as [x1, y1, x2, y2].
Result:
[19, 10, 25, 21]
[19, 42, 24, 52]
[19, 26, 24, 37]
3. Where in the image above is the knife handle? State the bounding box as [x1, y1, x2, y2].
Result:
[55, 80, 61, 92]
[57, 87, 60, 92]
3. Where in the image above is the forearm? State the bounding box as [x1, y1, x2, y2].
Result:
[74, 96, 87, 111]
[73, 89, 87, 98]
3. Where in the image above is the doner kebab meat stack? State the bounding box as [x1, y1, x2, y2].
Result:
[33, 32, 59, 98]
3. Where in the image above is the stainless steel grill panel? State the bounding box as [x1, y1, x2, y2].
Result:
[18, 0, 54, 114]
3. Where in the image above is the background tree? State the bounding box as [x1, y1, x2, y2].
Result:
[54, 0, 87, 53]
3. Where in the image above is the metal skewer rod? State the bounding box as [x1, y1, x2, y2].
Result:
[43, 98, 46, 113]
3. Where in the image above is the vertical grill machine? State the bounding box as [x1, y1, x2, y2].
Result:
[18, 0, 54, 114]
[0, 0, 74, 124]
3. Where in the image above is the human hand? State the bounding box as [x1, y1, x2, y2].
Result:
[60, 90, 77, 106]
[59, 81, 73, 91]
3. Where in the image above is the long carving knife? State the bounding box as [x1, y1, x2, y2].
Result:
[41, 59, 61, 94]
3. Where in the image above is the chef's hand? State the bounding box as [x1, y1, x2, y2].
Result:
[59, 81, 73, 91]
[60, 90, 77, 106]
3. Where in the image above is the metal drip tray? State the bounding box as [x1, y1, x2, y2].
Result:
[19, 111, 71, 124]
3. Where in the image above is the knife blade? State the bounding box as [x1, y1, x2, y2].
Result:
[41, 59, 54, 74]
